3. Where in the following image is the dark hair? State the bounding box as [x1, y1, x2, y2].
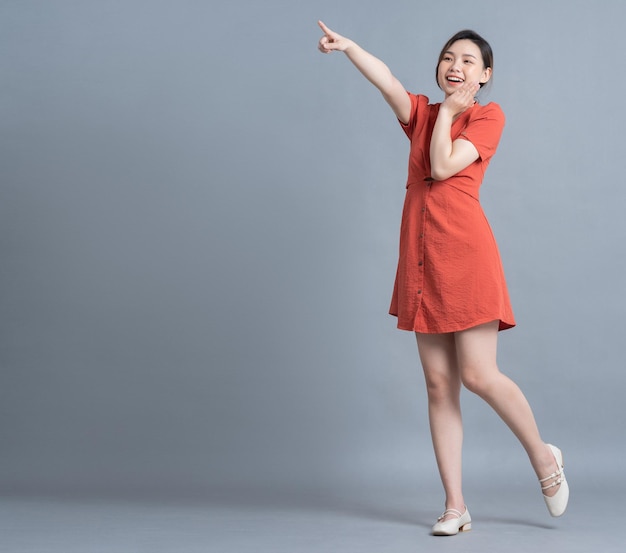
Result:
[435, 29, 493, 89]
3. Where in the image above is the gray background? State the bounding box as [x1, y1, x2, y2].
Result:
[1, 0, 624, 511]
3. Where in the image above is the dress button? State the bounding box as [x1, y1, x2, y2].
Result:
[418, 261, 423, 266]
[421, 207, 426, 212]
[417, 290, 422, 294]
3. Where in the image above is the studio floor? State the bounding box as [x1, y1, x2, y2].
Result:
[0, 481, 620, 553]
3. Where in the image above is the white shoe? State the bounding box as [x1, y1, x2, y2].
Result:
[431, 507, 472, 536]
[540, 444, 569, 517]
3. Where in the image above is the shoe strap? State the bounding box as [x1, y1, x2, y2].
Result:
[437, 508, 463, 521]
[541, 476, 564, 491]
[538, 466, 563, 484]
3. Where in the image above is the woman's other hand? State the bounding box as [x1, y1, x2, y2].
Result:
[441, 81, 480, 117]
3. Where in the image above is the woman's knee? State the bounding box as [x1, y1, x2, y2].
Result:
[460, 364, 498, 396]
[424, 370, 461, 402]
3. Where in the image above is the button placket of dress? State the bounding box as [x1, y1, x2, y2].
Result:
[413, 177, 433, 327]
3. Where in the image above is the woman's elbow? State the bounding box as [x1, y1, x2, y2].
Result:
[430, 165, 453, 181]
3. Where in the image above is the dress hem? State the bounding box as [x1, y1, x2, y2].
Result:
[389, 313, 516, 334]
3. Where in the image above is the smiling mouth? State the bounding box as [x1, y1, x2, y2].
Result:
[446, 76, 464, 83]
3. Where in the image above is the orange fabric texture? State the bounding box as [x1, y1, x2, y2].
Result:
[389, 93, 516, 333]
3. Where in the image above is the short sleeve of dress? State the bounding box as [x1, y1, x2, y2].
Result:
[458, 102, 505, 161]
[399, 93, 429, 139]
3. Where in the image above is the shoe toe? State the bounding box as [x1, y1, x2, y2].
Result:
[431, 508, 472, 536]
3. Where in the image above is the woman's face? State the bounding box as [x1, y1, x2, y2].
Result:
[437, 39, 492, 97]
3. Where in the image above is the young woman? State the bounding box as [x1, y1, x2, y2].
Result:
[317, 21, 569, 536]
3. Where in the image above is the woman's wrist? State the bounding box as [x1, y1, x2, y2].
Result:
[342, 40, 359, 56]
[437, 104, 455, 120]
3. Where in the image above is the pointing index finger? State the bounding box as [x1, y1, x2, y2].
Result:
[318, 20, 332, 36]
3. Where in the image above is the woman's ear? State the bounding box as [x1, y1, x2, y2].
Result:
[480, 66, 493, 85]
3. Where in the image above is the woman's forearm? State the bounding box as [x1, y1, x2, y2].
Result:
[430, 106, 481, 181]
[429, 108, 455, 180]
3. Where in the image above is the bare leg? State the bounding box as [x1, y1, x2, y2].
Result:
[415, 332, 466, 518]
[454, 321, 561, 494]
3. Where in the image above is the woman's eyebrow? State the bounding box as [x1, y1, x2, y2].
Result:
[444, 50, 478, 59]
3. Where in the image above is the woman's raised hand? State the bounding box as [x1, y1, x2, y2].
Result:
[317, 20, 353, 53]
[442, 82, 481, 116]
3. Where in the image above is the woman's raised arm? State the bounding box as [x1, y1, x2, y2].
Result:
[317, 21, 411, 124]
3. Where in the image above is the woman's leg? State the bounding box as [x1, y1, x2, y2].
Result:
[415, 332, 466, 517]
[454, 321, 561, 494]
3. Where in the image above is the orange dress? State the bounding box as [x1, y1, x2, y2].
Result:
[389, 93, 516, 333]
